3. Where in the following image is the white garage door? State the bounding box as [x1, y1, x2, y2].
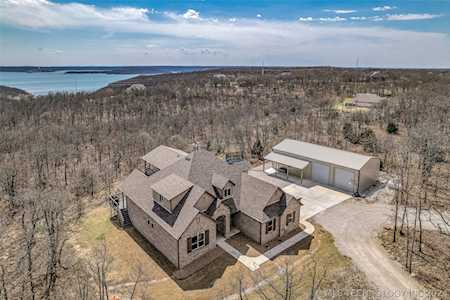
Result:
[334, 168, 355, 192]
[312, 162, 330, 185]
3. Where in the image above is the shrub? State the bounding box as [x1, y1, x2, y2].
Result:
[386, 122, 398, 134]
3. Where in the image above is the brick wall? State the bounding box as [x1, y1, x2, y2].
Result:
[127, 199, 179, 268]
[234, 212, 261, 243]
[178, 213, 217, 269]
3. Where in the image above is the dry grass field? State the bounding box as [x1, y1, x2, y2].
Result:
[379, 228, 450, 299]
[70, 204, 377, 300]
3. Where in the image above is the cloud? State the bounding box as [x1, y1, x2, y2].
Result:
[319, 17, 347, 22]
[373, 6, 396, 12]
[0, 0, 150, 28]
[350, 16, 367, 21]
[229, 18, 237, 22]
[299, 16, 347, 22]
[182, 9, 200, 20]
[298, 17, 313, 22]
[37, 47, 63, 54]
[1, 0, 450, 67]
[256, 14, 262, 18]
[324, 9, 356, 14]
[386, 14, 440, 21]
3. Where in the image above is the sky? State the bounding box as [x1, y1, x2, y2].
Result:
[0, 0, 450, 67]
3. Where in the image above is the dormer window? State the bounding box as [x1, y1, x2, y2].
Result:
[224, 187, 232, 198]
[155, 192, 165, 203]
[150, 174, 194, 213]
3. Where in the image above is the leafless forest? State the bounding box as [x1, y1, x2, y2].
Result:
[0, 67, 449, 299]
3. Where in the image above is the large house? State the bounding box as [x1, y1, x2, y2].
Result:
[115, 146, 302, 270]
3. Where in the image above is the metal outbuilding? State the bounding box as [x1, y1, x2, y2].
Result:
[264, 139, 380, 194]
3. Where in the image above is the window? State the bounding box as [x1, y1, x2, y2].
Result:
[154, 192, 164, 203]
[286, 211, 296, 226]
[157, 193, 164, 202]
[265, 219, 277, 234]
[224, 188, 231, 198]
[187, 230, 210, 253]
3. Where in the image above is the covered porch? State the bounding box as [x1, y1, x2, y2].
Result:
[263, 152, 311, 185]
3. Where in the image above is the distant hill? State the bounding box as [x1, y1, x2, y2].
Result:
[0, 85, 30, 98]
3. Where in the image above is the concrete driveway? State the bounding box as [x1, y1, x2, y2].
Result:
[248, 166, 351, 221]
[295, 185, 352, 220]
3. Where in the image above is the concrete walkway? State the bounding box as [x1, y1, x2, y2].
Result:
[216, 220, 315, 271]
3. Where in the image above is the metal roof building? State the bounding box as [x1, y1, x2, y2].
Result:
[264, 139, 380, 194]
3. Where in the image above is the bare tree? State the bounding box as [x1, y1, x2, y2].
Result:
[89, 241, 112, 300]
[308, 257, 328, 300]
[0, 265, 8, 300]
[40, 189, 70, 300]
[253, 259, 300, 300]
[129, 265, 144, 300]
[17, 190, 40, 300]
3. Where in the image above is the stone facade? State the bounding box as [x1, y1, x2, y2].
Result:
[211, 202, 231, 238]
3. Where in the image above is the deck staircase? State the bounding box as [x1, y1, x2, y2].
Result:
[119, 209, 131, 227]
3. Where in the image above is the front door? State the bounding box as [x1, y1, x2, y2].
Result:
[216, 215, 226, 236]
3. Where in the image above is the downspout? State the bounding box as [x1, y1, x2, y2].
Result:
[259, 222, 262, 244]
[278, 216, 281, 239]
[354, 170, 361, 197]
[177, 238, 180, 269]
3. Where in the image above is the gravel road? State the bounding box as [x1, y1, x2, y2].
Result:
[313, 200, 428, 300]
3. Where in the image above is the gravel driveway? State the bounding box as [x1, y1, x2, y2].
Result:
[313, 200, 426, 300]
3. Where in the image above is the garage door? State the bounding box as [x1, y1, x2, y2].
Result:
[312, 163, 330, 185]
[334, 168, 354, 192]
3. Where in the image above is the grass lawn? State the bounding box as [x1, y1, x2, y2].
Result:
[71, 204, 376, 300]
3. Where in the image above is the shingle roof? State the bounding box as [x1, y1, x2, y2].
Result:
[212, 173, 233, 189]
[223, 198, 238, 214]
[119, 149, 249, 239]
[239, 173, 282, 222]
[141, 145, 187, 170]
[119, 169, 207, 239]
[263, 193, 287, 219]
[273, 139, 373, 170]
[150, 174, 193, 200]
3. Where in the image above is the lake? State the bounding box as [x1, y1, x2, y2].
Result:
[0, 66, 212, 95]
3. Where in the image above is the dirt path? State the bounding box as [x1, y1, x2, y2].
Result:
[313, 200, 426, 300]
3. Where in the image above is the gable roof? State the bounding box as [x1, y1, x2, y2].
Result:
[119, 169, 206, 239]
[273, 139, 373, 170]
[239, 173, 283, 222]
[211, 173, 233, 189]
[151, 174, 193, 200]
[141, 145, 187, 170]
[119, 149, 249, 239]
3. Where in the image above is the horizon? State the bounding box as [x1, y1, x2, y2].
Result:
[1, 0, 450, 68]
[2, 65, 450, 71]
